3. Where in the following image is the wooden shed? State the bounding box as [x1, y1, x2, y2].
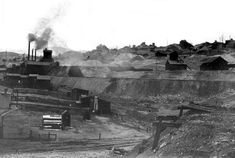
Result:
[165, 60, 188, 71]
[93, 96, 111, 115]
[200, 56, 229, 71]
[71, 88, 89, 100]
[42, 110, 71, 130]
[0, 89, 11, 109]
[0, 109, 30, 139]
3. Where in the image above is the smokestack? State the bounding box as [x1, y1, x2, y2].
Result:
[28, 41, 31, 61]
[34, 49, 37, 61]
[31, 49, 34, 61]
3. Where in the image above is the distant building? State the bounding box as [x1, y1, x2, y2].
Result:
[71, 88, 89, 100]
[135, 42, 157, 57]
[4, 73, 21, 87]
[24, 61, 56, 75]
[211, 41, 223, 50]
[155, 50, 167, 57]
[40, 48, 54, 62]
[165, 51, 188, 70]
[22, 49, 59, 75]
[169, 51, 179, 61]
[200, 56, 229, 71]
[196, 46, 210, 55]
[93, 96, 111, 115]
[225, 39, 235, 48]
[165, 60, 188, 71]
[36, 75, 51, 90]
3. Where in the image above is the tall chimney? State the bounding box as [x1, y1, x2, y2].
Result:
[28, 41, 31, 61]
[34, 49, 37, 61]
[31, 49, 34, 61]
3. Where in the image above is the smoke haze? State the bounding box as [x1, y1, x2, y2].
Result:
[28, 3, 68, 50]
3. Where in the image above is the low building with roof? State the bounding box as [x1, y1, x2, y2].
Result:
[165, 60, 188, 71]
[0, 109, 30, 139]
[200, 56, 229, 71]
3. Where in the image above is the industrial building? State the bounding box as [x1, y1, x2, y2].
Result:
[22, 48, 59, 75]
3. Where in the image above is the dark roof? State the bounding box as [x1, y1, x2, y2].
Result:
[201, 56, 228, 64]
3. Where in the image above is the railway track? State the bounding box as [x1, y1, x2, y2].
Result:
[15, 139, 142, 153]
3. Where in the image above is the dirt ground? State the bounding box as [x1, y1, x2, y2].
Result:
[0, 111, 150, 158]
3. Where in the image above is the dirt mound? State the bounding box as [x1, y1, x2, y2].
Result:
[128, 112, 235, 158]
[130, 55, 145, 62]
[80, 66, 111, 78]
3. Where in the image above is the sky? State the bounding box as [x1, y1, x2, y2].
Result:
[1, 0, 235, 53]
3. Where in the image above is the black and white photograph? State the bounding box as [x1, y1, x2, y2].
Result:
[1, 0, 235, 157]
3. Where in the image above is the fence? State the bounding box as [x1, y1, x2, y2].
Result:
[29, 130, 57, 141]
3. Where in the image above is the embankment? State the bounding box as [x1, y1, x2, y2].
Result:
[51, 71, 235, 101]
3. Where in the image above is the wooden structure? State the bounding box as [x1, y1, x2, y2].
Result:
[20, 75, 29, 87]
[28, 74, 37, 88]
[165, 60, 188, 71]
[42, 115, 62, 130]
[0, 89, 11, 109]
[200, 56, 229, 71]
[61, 110, 71, 128]
[178, 102, 215, 117]
[0, 109, 30, 139]
[225, 39, 235, 48]
[93, 96, 111, 115]
[71, 88, 89, 100]
[5, 74, 52, 90]
[42, 110, 71, 130]
[97, 98, 111, 114]
[152, 116, 181, 150]
[24, 61, 54, 75]
[4, 73, 21, 87]
[155, 50, 167, 57]
[152, 102, 216, 151]
[169, 52, 179, 61]
[36, 75, 51, 90]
